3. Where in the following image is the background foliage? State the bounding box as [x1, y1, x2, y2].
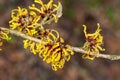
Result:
[0, 0, 120, 80]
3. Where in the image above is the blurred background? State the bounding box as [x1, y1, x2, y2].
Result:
[0, 0, 120, 80]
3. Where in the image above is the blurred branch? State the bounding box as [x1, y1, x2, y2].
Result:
[1, 27, 120, 60]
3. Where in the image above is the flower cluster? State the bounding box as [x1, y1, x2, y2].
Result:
[23, 30, 74, 71]
[0, 29, 10, 51]
[23, 28, 60, 55]
[9, 7, 40, 36]
[8, 0, 105, 71]
[9, 0, 74, 71]
[82, 23, 105, 60]
[43, 42, 74, 71]
[29, 0, 62, 23]
[9, 0, 62, 36]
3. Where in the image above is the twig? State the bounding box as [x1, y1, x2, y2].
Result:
[39, 14, 50, 25]
[0, 27, 46, 44]
[1, 27, 120, 60]
[70, 46, 120, 60]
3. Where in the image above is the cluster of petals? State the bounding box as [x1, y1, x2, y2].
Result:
[23, 32, 74, 71]
[9, 0, 74, 71]
[0, 29, 10, 51]
[82, 23, 105, 60]
[8, 0, 105, 71]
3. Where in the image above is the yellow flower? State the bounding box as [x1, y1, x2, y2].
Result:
[82, 23, 105, 60]
[23, 40, 44, 55]
[9, 7, 40, 36]
[35, 28, 60, 44]
[38, 39, 74, 71]
[29, 0, 62, 23]
[0, 29, 10, 41]
[23, 28, 60, 54]
[23, 31, 74, 71]
[0, 29, 10, 51]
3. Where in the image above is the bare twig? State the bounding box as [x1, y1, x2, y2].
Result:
[1, 27, 120, 60]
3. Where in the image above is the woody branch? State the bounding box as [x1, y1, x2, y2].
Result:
[0, 27, 120, 60]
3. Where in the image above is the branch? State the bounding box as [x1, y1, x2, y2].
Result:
[1, 27, 120, 60]
[70, 46, 120, 60]
[0, 27, 46, 44]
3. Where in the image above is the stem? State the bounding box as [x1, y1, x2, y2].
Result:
[41, 14, 50, 25]
[1, 27, 120, 60]
[70, 46, 120, 60]
[0, 27, 46, 44]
